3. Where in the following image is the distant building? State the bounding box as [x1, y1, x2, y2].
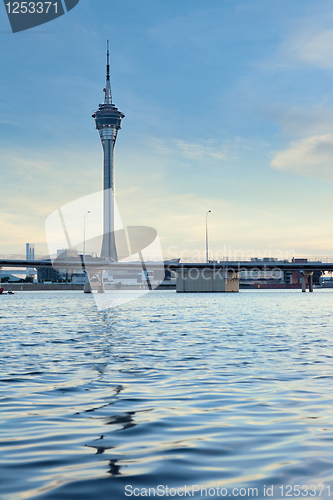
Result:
[37, 265, 61, 283]
[26, 243, 35, 278]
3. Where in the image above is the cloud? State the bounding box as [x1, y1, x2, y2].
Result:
[175, 139, 228, 160]
[271, 134, 333, 181]
[289, 29, 333, 70]
[149, 136, 252, 162]
[0, 143, 101, 201]
[265, 106, 333, 138]
[257, 16, 333, 72]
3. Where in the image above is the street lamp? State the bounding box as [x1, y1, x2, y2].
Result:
[206, 210, 211, 264]
[83, 211, 90, 261]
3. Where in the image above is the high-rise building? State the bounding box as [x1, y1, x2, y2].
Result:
[92, 41, 125, 261]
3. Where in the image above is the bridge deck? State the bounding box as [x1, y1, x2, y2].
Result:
[1, 260, 333, 272]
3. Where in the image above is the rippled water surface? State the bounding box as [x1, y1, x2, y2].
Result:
[1, 290, 333, 499]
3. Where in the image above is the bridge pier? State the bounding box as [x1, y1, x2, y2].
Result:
[302, 271, 314, 292]
[84, 272, 92, 293]
[98, 271, 105, 293]
[301, 274, 306, 292]
[176, 267, 239, 293]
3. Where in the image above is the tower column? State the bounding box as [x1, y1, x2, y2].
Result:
[100, 134, 117, 261]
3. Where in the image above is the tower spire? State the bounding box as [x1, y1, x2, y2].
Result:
[104, 40, 112, 104]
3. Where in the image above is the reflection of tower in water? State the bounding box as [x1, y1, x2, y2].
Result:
[107, 459, 122, 476]
[85, 407, 136, 477]
[92, 41, 124, 261]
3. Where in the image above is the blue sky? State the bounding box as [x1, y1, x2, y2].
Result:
[1, 0, 333, 259]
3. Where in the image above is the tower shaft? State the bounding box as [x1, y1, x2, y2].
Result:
[100, 129, 117, 260]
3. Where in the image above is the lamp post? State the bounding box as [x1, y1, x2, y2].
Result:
[83, 211, 90, 261]
[206, 210, 211, 264]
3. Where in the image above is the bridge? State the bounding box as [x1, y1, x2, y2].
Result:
[168, 260, 333, 293]
[1, 257, 333, 293]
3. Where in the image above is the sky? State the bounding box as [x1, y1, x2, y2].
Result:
[1, 0, 333, 260]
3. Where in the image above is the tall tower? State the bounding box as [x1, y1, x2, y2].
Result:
[92, 41, 124, 261]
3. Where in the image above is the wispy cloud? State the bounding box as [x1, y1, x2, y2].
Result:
[149, 136, 252, 162]
[0, 143, 101, 202]
[287, 28, 333, 70]
[175, 139, 228, 160]
[271, 134, 333, 181]
[256, 12, 333, 72]
[265, 106, 333, 138]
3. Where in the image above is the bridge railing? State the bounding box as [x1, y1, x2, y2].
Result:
[179, 257, 333, 264]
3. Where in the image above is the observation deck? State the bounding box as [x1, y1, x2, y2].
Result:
[92, 103, 124, 131]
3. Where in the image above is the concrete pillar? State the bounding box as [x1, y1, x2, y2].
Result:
[84, 272, 92, 293]
[98, 271, 105, 293]
[225, 269, 240, 292]
[301, 274, 307, 292]
[302, 271, 314, 293]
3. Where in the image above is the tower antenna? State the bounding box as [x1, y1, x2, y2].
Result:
[105, 40, 112, 104]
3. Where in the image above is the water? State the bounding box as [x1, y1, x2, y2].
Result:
[1, 290, 333, 499]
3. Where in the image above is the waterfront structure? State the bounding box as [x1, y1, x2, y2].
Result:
[0, 259, 331, 293]
[92, 41, 124, 261]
